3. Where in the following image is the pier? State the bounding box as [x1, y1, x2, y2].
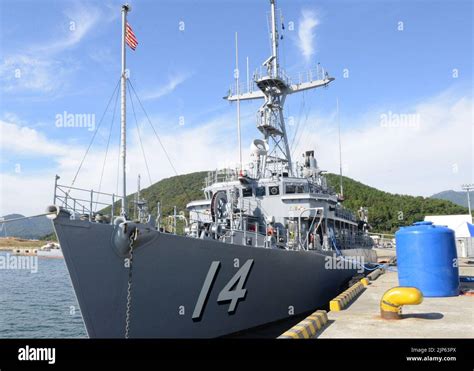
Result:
[280, 253, 474, 339]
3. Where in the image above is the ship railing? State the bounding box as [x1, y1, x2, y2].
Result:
[228, 64, 331, 97]
[297, 207, 325, 251]
[164, 209, 188, 235]
[333, 234, 374, 250]
[238, 197, 263, 217]
[204, 168, 239, 187]
[335, 208, 356, 222]
[236, 217, 268, 246]
[229, 197, 271, 248]
[287, 65, 330, 86]
[263, 67, 292, 84]
[262, 158, 291, 177]
[228, 80, 260, 97]
[53, 178, 124, 224]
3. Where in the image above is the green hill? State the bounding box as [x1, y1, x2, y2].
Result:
[325, 174, 469, 233]
[106, 171, 469, 234]
[135, 171, 207, 218]
[102, 171, 207, 226]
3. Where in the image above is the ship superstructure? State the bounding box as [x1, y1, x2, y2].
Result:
[185, 0, 371, 253]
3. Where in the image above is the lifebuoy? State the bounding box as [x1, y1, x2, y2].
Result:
[267, 226, 274, 236]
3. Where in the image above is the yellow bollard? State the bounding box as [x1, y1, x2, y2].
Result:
[329, 300, 342, 311]
[380, 287, 423, 319]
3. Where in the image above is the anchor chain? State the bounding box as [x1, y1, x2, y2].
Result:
[125, 228, 138, 339]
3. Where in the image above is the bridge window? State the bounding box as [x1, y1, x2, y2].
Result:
[285, 185, 296, 194]
[242, 188, 252, 197]
[255, 186, 266, 197]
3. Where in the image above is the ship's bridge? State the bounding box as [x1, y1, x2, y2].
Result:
[187, 168, 356, 230]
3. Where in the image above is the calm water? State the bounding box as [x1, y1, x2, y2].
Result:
[0, 251, 87, 338]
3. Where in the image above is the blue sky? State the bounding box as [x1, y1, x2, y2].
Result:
[0, 0, 472, 215]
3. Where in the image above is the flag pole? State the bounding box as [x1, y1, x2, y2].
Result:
[120, 4, 130, 217]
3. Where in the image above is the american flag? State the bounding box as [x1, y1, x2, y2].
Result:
[126, 22, 138, 50]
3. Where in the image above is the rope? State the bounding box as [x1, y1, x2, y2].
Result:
[298, 91, 318, 155]
[291, 95, 311, 160]
[329, 231, 388, 271]
[95, 82, 121, 211]
[115, 122, 121, 196]
[127, 79, 192, 200]
[127, 80, 153, 187]
[67, 78, 121, 196]
[289, 90, 305, 151]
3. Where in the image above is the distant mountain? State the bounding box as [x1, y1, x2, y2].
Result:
[430, 190, 470, 208]
[0, 214, 54, 240]
[102, 171, 469, 234]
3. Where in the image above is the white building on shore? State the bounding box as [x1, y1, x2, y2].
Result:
[424, 214, 474, 258]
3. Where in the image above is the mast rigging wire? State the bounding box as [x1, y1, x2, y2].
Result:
[66, 78, 121, 196]
[115, 118, 122, 196]
[95, 82, 121, 211]
[127, 79, 153, 187]
[289, 91, 306, 151]
[291, 94, 311, 160]
[128, 79, 192, 200]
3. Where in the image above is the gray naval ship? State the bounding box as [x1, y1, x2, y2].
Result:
[47, 1, 377, 338]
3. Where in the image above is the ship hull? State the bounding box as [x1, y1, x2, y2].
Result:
[53, 214, 376, 338]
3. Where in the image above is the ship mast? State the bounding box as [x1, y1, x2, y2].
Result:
[225, 0, 335, 179]
[120, 4, 130, 217]
[269, 0, 279, 77]
[257, 0, 293, 175]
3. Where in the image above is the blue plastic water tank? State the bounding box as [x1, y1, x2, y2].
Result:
[395, 221, 459, 297]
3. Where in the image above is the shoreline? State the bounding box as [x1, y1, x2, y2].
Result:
[0, 238, 53, 250]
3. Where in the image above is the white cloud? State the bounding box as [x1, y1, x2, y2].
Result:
[141, 73, 193, 101]
[0, 3, 109, 94]
[0, 111, 240, 216]
[0, 120, 74, 157]
[2, 112, 26, 125]
[292, 91, 473, 197]
[297, 9, 319, 63]
[0, 54, 73, 94]
[32, 5, 101, 54]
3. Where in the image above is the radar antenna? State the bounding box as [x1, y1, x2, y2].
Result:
[225, 0, 334, 178]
